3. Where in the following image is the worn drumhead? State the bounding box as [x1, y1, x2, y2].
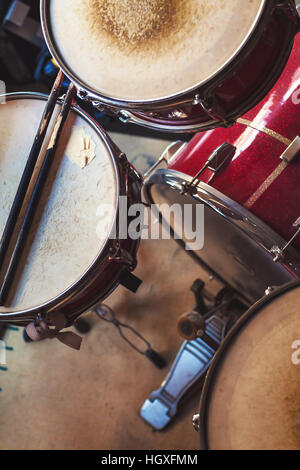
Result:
[49, 0, 263, 102]
[0, 95, 117, 311]
[201, 281, 300, 450]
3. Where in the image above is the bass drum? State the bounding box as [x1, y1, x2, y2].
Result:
[143, 33, 300, 303]
[199, 279, 300, 450]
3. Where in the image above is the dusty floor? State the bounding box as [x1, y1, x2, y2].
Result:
[0, 236, 219, 450]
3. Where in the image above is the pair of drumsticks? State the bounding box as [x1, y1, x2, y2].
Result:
[0, 71, 75, 306]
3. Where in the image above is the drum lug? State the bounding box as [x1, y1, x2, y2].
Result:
[77, 88, 88, 100]
[193, 94, 201, 106]
[198, 95, 230, 126]
[91, 100, 125, 120]
[271, 217, 300, 262]
[192, 413, 200, 432]
[265, 286, 276, 296]
[109, 242, 137, 271]
[118, 110, 130, 123]
[180, 143, 236, 195]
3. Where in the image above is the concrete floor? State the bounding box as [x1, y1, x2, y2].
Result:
[0, 236, 217, 450]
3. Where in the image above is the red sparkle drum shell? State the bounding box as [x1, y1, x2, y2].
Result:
[128, 2, 300, 132]
[169, 32, 300, 251]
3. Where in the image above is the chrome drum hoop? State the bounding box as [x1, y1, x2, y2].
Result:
[0, 92, 142, 326]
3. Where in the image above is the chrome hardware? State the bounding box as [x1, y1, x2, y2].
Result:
[181, 143, 236, 194]
[207, 143, 236, 172]
[280, 136, 300, 163]
[265, 286, 275, 296]
[92, 101, 101, 108]
[192, 414, 200, 432]
[169, 109, 188, 119]
[193, 94, 201, 106]
[77, 88, 87, 100]
[271, 217, 300, 262]
[109, 242, 137, 270]
[118, 110, 130, 123]
[199, 96, 230, 125]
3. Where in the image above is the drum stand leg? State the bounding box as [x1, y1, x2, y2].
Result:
[140, 281, 246, 430]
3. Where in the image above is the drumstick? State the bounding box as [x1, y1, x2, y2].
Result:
[0, 71, 64, 273]
[0, 82, 76, 305]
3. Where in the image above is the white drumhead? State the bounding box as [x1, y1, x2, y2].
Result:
[50, 0, 263, 101]
[0, 96, 117, 310]
[206, 284, 300, 450]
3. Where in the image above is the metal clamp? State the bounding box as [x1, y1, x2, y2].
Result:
[181, 143, 236, 195]
[271, 217, 300, 262]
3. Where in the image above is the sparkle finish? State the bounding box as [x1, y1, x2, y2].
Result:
[169, 34, 300, 250]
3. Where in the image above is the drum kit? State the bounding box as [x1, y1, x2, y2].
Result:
[0, 0, 299, 450]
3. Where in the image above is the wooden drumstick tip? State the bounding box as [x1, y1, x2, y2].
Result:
[177, 311, 206, 341]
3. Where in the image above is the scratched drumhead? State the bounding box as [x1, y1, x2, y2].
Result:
[0, 97, 117, 310]
[49, 0, 263, 101]
[206, 284, 300, 450]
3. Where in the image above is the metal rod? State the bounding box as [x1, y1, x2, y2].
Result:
[0, 71, 64, 273]
[0, 81, 76, 305]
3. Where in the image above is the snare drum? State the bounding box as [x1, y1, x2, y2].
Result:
[143, 33, 300, 303]
[0, 94, 141, 326]
[199, 279, 300, 450]
[41, 0, 300, 133]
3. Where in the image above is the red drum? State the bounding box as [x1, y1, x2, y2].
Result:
[41, 0, 300, 133]
[143, 33, 300, 303]
[169, 33, 300, 252]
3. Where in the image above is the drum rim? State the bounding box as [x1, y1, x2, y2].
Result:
[0, 92, 125, 320]
[143, 168, 300, 301]
[198, 278, 300, 450]
[40, 0, 268, 108]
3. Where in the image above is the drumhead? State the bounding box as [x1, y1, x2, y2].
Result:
[0, 94, 117, 311]
[200, 280, 300, 450]
[47, 0, 264, 102]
